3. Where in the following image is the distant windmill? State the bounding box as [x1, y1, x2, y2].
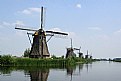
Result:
[66, 38, 77, 58]
[15, 7, 68, 58]
[85, 50, 89, 59]
[74, 46, 83, 58]
[88, 52, 93, 59]
[85, 50, 92, 59]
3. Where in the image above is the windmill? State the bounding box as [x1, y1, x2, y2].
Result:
[66, 38, 77, 58]
[66, 38, 83, 58]
[85, 50, 89, 59]
[15, 7, 68, 58]
[74, 46, 83, 58]
[85, 50, 92, 59]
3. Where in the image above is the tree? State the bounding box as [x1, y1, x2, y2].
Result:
[24, 48, 30, 57]
[51, 55, 57, 59]
[61, 55, 64, 59]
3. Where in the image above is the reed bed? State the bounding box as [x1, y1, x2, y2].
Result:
[0, 55, 93, 66]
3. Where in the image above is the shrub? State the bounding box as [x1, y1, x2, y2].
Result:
[23, 48, 30, 57]
[0, 55, 15, 66]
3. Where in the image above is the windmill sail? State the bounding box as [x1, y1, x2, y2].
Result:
[15, 27, 37, 31]
[46, 31, 68, 35]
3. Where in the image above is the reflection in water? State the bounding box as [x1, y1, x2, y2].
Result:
[66, 63, 92, 81]
[29, 69, 49, 81]
[85, 63, 92, 72]
[0, 63, 93, 81]
[0, 66, 13, 75]
[26, 64, 92, 81]
[66, 64, 83, 81]
[0, 66, 50, 81]
[79, 64, 84, 73]
[66, 66, 75, 81]
[1, 62, 121, 81]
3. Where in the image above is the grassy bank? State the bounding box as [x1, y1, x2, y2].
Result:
[113, 60, 121, 62]
[0, 55, 94, 66]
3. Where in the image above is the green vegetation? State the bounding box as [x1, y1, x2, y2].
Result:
[15, 58, 68, 66]
[113, 58, 121, 62]
[23, 48, 30, 57]
[0, 55, 15, 66]
[113, 60, 121, 62]
[0, 55, 94, 66]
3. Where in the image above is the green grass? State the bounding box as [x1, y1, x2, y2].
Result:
[15, 58, 68, 66]
[0, 55, 94, 66]
[113, 60, 121, 62]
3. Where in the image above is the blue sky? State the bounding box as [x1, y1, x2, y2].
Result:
[0, 0, 121, 58]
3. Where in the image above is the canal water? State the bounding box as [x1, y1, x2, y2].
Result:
[0, 61, 121, 81]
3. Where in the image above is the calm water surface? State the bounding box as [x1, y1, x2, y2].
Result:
[0, 61, 121, 81]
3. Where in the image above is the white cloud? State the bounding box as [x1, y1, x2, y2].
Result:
[0, 20, 25, 29]
[0, 24, 2, 28]
[22, 10, 31, 14]
[88, 27, 102, 31]
[115, 29, 121, 33]
[117, 29, 121, 33]
[76, 4, 81, 8]
[29, 8, 40, 12]
[68, 32, 76, 38]
[48, 28, 62, 32]
[48, 27, 78, 39]
[2, 22, 11, 26]
[98, 35, 109, 40]
[0, 21, 12, 28]
[20, 7, 40, 15]
[15, 31, 26, 37]
[0, 21, 26, 38]
[13, 20, 25, 26]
